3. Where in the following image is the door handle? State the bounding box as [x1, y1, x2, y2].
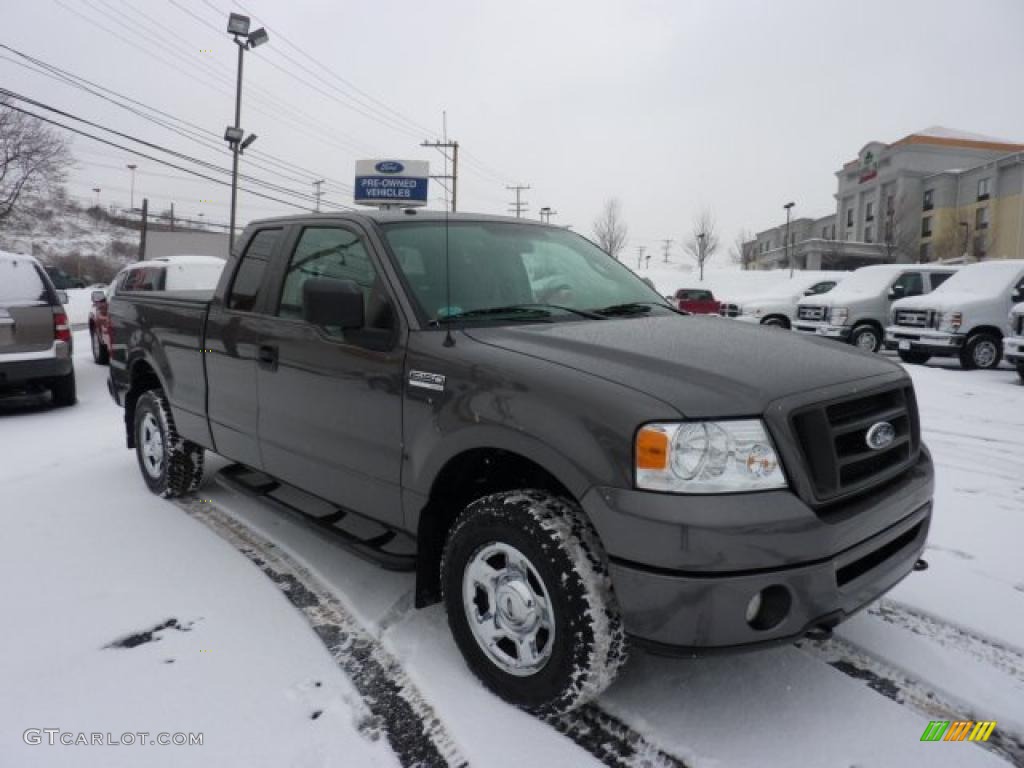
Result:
[257, 344, 279, 371]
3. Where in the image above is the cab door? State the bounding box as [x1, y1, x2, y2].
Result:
[255, 223, 406, 526]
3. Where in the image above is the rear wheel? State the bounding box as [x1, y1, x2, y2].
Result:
[441, 490, 627, 715]
[134, 389, 204, 498]
[50, 370, 77, 407]
[761, 316, 789, 329]
[960, 333, 1001, 370]
[851, 324, 881, 353]
[90, 324, 109, 365]
[1017, 362, 1024, 383]
[898, 350, 931, 365]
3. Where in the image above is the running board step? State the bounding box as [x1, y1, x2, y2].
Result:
[216, 464, 416, 571]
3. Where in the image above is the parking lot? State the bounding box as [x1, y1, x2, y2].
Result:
[1, 329, 1021, 768]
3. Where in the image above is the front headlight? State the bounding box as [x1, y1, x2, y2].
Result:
[938, 311, 963, 332]
[636, 420, 787, 493]
[829, 307, 850, 325]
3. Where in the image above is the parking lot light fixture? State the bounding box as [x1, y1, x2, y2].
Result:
[227, 13, 250, 36]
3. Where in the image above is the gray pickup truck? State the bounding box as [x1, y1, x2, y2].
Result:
[109, 212, 934, 714]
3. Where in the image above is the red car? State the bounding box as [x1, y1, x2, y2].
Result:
[673, 288, 721, 315]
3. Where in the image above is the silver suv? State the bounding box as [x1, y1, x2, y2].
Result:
[0, 251, 77, 406]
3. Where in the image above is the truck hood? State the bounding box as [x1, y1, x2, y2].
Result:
[465, 315, 902, 418]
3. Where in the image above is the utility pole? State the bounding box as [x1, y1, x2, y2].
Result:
[421, 140, 459, 212]
[138, 198, 148, 261]
[170, 202, 175, 231]
[662, 238, 673, 263]
[312, 179, 325, 212]
[506, 184, 531, 218]
[636, 245, 646, 269]
[126, 164, 138, 210]
[697, 233, 706, 280]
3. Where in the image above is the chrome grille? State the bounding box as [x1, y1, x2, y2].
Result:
[789, 385, 920, 505]
[894, 310, 932, 328]
[798, 305, 826, 322]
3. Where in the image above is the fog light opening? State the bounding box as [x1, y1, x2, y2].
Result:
[746, 585, 792, 631]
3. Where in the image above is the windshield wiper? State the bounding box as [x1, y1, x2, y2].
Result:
[432, 303, 604, 325]
[592, 301, 674, 317]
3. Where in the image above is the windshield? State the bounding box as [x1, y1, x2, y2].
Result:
[380, 221, 668, 323]
[829, 267, 899, 295]
[931, 262, 1024, 296]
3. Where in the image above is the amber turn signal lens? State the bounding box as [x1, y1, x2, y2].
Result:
[636, 427, 669, 470]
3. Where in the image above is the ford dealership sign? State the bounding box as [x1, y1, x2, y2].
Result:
[355, 159, 429, 207]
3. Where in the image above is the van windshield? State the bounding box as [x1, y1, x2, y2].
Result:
[931, 262, 1024, 296]
[380, 221, 668, 324]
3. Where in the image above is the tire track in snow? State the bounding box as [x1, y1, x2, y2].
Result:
[869, 599, 1024, 685]
[546, 705, 691, 768]
[798, 634, 1024, 766]
[179, 497, 691, 768]
[175, 499, 468, 768]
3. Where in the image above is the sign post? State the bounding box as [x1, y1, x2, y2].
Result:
[354, 160, 430, 208]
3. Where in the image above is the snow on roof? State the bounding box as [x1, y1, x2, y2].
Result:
[912, 126, 1016, 144]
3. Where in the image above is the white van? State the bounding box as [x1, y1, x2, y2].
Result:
[793, 264, 958, 352]
[886, 260, 1024, 370]
[731, 271, 847, 328]
[1005, 302, 1024, 381]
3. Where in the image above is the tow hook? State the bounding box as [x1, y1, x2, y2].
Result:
[804, 624, 834, 642]
[914, 558, 929, 572]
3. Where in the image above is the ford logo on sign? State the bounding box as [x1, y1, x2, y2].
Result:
[865, 421, 896, 451]
[375, 161, 404, 174]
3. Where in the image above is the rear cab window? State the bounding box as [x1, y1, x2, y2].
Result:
[228, 229, 282, 312]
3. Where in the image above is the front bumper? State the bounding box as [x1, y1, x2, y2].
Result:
[793, 320, 851, 340]
[1004, 335, 1024, 364]
[582, 451, 934, 650]
[885, 327, 964, 356]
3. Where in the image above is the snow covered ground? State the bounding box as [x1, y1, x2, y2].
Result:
[1, 330, 1022, 767]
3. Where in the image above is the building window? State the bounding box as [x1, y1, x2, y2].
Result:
[831, 224, 836, 239]
[919, 242, 931, 262]
[975, 206, 990, 230]
[865, 225, 873, 243]
[866, 201, 874, 222]
[846, 208, 853, 227]
[923, 189, 934, 211]
[921, 216, 932, 238]
[978, 178, 991, 201]
[886, 194, 895, 214]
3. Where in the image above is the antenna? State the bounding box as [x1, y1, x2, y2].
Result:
[442, 110, 454, 347]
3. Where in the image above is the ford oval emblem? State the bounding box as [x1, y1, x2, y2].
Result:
[375, 161, 404, 174]
[865, 421, 896, 451]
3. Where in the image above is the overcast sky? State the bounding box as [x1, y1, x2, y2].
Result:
[4, 0, 1024, 263]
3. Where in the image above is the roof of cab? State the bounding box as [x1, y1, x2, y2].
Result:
[245, 210, 555, 229]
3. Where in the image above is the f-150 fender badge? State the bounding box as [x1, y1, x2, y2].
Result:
[408, 370, 446, 392]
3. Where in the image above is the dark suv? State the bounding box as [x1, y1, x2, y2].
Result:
[0, 252, 76, 405]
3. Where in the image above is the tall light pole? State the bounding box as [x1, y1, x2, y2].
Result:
[126, 164, 137, 210]
[784, 201, 795, 277]
[697, 232, 707, 281]
[224, 13, 269, 251]
[92, 187, 101, 207]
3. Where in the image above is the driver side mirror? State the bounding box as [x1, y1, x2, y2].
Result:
[1012, 288, 1023, 303]
[91, 290, 107, 304]
[56, 290, 69, 305]
[302, 278, 364, 330]
[888, 285, 905, 301]
[803, 289, 815, 296]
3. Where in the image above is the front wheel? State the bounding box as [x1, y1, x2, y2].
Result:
[959, 333, 1002, 370]
[441, 490, 627, 715]
[134, 389, 205, 498]
[851, 325, 881, 353]
[898, 350, 931, 365]
[761, 316, 789, 329]
[1017, 362, 1024, 383]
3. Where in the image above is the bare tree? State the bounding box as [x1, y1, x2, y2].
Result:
[882, 193, 922, 262]
[683, 210, 720, 280]
[0, 99, 72, 224]
[592, 198, 628, 260]
[729, 229, 756, 270]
